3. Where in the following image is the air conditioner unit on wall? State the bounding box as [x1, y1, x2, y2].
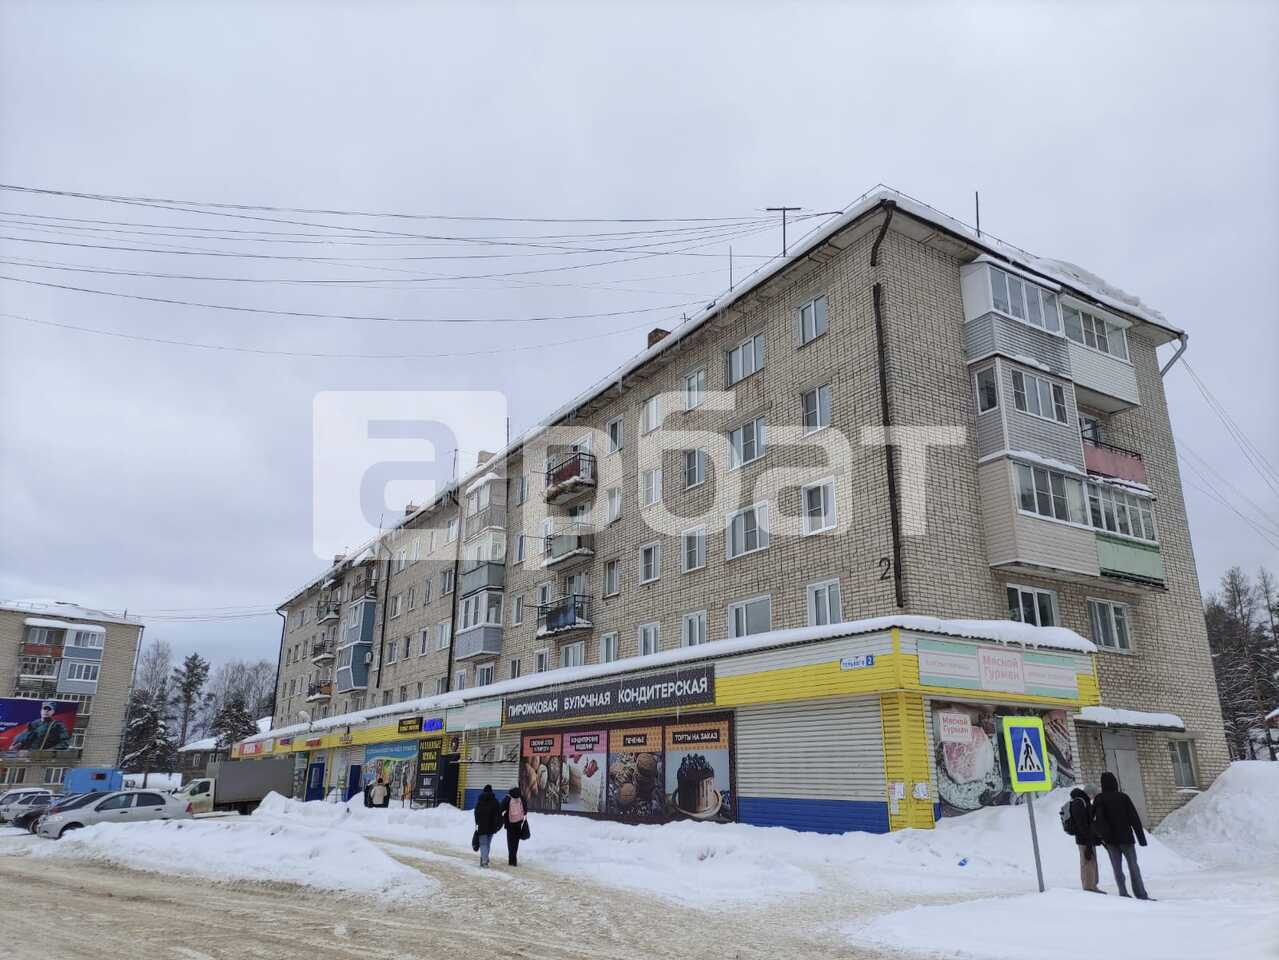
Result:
[364, 652, 374, 665]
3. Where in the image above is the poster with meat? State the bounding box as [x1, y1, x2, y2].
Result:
[561, 730, 607, 813]
[933, 702, 1075, 816]
[520, 733, 563, 812]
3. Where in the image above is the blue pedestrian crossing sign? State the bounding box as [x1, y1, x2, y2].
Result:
[1002, 717, 1052, 793]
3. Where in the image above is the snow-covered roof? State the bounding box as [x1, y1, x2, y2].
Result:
[466, 471, 503, 494]
[242, 615, 1094, 744]
[181, 717, 270, 753]
[276, 186, 1181, 611]
[0, 599, 142, 627]
[1266, 706, 1279, 724]
[1076, 706, 1186, 731]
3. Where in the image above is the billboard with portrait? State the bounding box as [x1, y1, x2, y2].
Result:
[0, 698, 77, 755]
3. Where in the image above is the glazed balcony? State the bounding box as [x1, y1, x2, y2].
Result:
[543, 524, 595, 568]
[465, 504, 507, 540]
[536, 594, 592, 637]
[1082, 436, 1147, 486]
[17, 657, 59, 682]
[19, 640, 62, 658]
[460, 561, 505, 596]
[454, 625, 503, 661]
[1096, 533, 1165, 588]
[311, 640, 335, 664]
[544, 451, 596, 505]
[305, 681, 332, 702]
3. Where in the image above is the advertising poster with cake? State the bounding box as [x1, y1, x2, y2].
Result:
[561, 729, 607, 813]
[933, 701, 1075, 817]
[606, 725, 665, 819]
[520, 733, 564, 812]
[664, 719, 734, 823]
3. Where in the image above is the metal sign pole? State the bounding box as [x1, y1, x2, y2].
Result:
[1026, 794, 1045, 893]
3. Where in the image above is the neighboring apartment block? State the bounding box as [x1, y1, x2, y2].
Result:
[0, 599, 144, 789]
[271, 188, 1227, 826]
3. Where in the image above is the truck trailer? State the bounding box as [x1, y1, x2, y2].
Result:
[173, 757, 293, 815]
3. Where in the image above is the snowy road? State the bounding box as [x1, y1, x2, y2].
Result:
[0, 828, 887, 960]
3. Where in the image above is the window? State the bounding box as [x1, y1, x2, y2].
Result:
[1089, 598, 1133, 652]
[71, 630, 104, 649]
[1015, 463, 1086, 524]
[560, 642, 585, 669]
[600, 632, 619, 663]
[682, 610, 708, 647]
[638, 622, 660, 656]
[1007, 585, 1056, 627]
[1011, 370, 1068, 424]
[536, 583, 552, 607]
[419, 629, 430, 655]
[454, 670, 466, 691]
[1168, 739, 1197, 788]
[1088, 483, 1158, 542]
[476, 663, 495, 686]
[1063, 305, 1129, 360]
[384, 639, 397, 664]
[447, 518, 459, 543]
[388, 594, 402, 619]
[726, 503, 769, 558]
[411, 538, 421, 564]
[25, 626, 64, 647]
[604, 559, 620, 597]
[382, 691, 393, 706]
[640, 543, 661, 583]
[515, 474, 529, 505]
[727, 333, 765, 385]
[460, 591, 503, 630]
[396, 548, 407, 573]
[399, 685, 408, 702]
[406, 587, 416, 610]
[0, 767, 27, 785]
[729, 416, 766, 468]
[509, 658, 521, 679]
[422, 578, 432, 605]
[436, 621, 451, 650]
[514, 533, 527, 563]
[641, 467, 662, 507]
[512, 596, 524, 625]
[682, 527, 706, 572]
[975, 366, 998, 413]
[602, 486, 621, 523]
[807, 579, 843, 626]
[434, 677, 448, 695]
[1079, 413, 1103, 444]
[402, 636, 411, 660]
[606, 416, 624, 453]
[416, 681, 424, 699]
[97, 793, 133, 812]
[442, 569, 455, 594]
[728, 595, 771, 638]
[43, 767, 66, 785]
[797, 294, 829, 345]
[684, 368, 706, 410]
[801, 384, 832, 433]
[684, 448, 706, 488]
[641, 395, 660, 434]
[989, 266, 1060, 333]
[802, 480, 836, 534]
[535, 649, 549, 673]
[65, 661, 100, 682]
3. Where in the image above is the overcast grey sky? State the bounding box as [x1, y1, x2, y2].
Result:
[1, 1, 1275, 667]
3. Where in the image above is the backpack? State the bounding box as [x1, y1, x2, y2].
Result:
[507, 796, 525, 823]
[1059, 800, 1077, 836]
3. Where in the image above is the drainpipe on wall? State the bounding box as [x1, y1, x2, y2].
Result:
[870, 201, 906, 609]
[1159, 333, 1189, 377]
[374, 551, 392, 692]
[270, 608, 286, 726]
[444, 490, 464, 692]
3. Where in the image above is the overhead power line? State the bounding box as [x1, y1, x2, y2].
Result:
[1180, 359, 1279, 498]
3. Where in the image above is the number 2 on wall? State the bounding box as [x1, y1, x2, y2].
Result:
[878, 557, 891, 581]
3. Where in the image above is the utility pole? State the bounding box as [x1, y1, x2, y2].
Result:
[975, 191, 982, 237]
[766, 206, 802, 256]
[729, 245, 733, 289]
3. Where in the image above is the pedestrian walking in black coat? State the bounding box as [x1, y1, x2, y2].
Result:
[1092, 770, 1151, 899]
[473, 785, 502, 867]
[500, 786, 528, 867]
[1068, 787, 1104, 893]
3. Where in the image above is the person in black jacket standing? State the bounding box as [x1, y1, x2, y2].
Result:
[1092, 771, 1151, 899]
[500, 786, 527, 867]
[1068, 787, 1103, 893]
[472, 785, 502, 868]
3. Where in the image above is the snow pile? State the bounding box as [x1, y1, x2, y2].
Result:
[848, 887, 1275, 960]
[1158, 762, 1279, 868]
[32, 817, 436, 897]
[1077, 706, 1185, 731]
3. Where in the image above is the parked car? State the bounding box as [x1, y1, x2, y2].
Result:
[0, 790, 52, 824]
[37, 789, 193, 839]
[16, 792, 91, 833]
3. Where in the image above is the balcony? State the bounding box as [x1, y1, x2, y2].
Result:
[543, 524, 595, 568]
[19, 640, 62, 658]
[1082, 437, 1147, 485]
[311, 640, 335, 664]
[316, 599, 341, 622]
[306, 681, 332, 702]
[1096, 533, 1165, 588]
[18, 658, 59, 683]
[454, 625, 503, 660]
[536, 594, 592, 637]
[349, 575, 377, 599]
[465, 503, 507, 540]
[544, 451, 596, 505]
[460, 561, 505, 596]
[1067, 342, 1139, 412]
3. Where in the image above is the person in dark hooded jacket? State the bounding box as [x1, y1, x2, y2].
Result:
[500, 786, 527, 867]
[472, 785, 502, 867]
[1092, 771, 1150, 899]
[1068, 787, 1103, 893]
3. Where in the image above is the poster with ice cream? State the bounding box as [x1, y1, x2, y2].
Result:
[561, 729, 607, 813]
[663, 719, 734, 823]
[606, 725, 664, 819]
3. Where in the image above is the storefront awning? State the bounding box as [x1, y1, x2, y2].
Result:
[1076, 706, 1185, 731]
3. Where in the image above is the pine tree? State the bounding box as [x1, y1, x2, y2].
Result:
[169, 653, 212, 748]
[121, 688, 177, 785]
[1206, 566, 1279, 760]
[211, 694, 259, 751]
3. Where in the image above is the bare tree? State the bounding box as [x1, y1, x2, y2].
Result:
[135, 638, 173, 703]
[1206, 566, 1279, 760]
[197, 658, 277, 736]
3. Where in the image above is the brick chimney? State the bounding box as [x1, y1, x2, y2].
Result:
[647, 327, 671, 348]
[476, 450, 495, 466]
[404, 502, 419, 516]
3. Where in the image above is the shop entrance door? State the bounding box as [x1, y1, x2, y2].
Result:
[345, 764, 363, 802]
[438, 754, 460, 807]
[1102, 730, 1148, 821]
[304, 761, 326, 802]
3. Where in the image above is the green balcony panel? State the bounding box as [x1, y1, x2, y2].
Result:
[1096, 532, 1164, 585]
